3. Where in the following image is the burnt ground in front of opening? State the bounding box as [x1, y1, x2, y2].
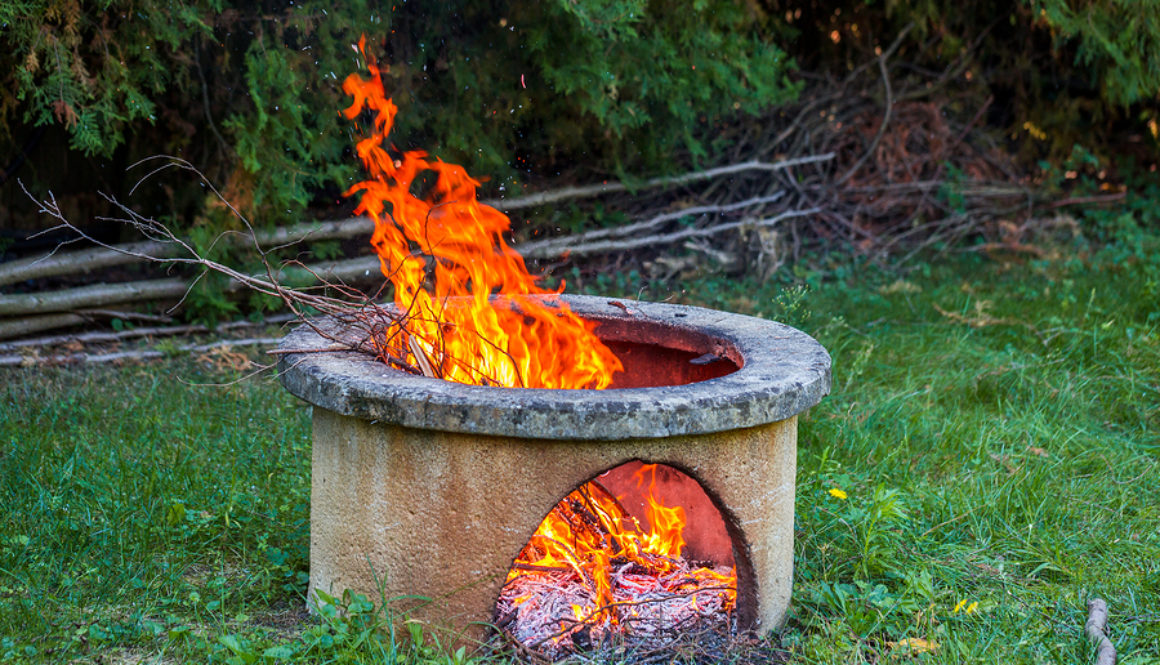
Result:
[494, 460, 756, 659]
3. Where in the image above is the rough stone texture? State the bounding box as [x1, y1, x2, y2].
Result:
[310, 410, 797, 640]
[276, 295, 831, 642]
[277, 295, 831, 440]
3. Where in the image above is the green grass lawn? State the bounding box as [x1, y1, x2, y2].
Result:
[2, 221, 1159, 663]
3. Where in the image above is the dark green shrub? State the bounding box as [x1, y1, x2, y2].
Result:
[1, 0, 372, 233]
[1030, 0, 1160, 107]
[0, 0, 800, 234]
[378, 0, 801, 175]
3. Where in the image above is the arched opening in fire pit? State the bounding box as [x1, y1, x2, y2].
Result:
[495, 460, 743, 658]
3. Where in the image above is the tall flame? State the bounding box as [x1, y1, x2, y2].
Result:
[342, 36, 622, 388]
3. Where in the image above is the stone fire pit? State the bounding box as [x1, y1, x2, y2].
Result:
[276, 294, 830, 639]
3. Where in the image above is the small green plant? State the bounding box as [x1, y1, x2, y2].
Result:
[768, 284, 811, 330]
[853, 486, 909, 578]
[937, 162, 969, 215]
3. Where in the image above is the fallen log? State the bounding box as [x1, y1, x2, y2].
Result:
[551, 208, 820, 258]
[0, 239, 178, 288]
[0, 216, 376, 289]
[74, 309, 175, 324]
[0, 309, 175, 341]
[0, 256, 385, 319]
[521, 192, 786, 258]
[0, 279, 190, 317]
[3, 155, 832, 289]
[492, 154, 833, 211]
[0, 337, 280, 367]
[0, 313, 94, 340]
[269, 255, 385, 286]
[0, 313, 294, 351]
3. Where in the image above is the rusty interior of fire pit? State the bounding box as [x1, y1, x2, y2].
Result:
[592, 312, 741, 388]
[599, 461, 734, 566]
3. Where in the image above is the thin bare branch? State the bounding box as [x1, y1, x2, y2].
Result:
[521, 192, 786, 258]
[558, 208, 820, 257]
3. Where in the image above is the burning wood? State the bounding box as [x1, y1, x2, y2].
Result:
[496, 465, 736, 659]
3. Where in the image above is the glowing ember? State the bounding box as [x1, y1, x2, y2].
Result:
[341, 37, 622, 389]
[497, 465, 737, 656]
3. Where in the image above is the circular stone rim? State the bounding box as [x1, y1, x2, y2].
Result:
[275, 294, 831, 440]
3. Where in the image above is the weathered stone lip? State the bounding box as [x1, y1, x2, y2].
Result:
[276, 294, 831, 440]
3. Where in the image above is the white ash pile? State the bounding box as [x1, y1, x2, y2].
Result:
[496, 563, 735, 658]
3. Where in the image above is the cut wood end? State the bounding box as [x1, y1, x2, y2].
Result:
[1085, 598, 1116, 665]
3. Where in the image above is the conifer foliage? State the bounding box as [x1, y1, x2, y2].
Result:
[0, 1, 798, 229]
[2, 1, 1157, 233]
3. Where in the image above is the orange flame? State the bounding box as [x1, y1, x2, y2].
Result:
[507, 464, 737, 629]
[342, 36, 622, 388]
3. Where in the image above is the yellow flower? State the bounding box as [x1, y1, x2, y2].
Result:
[828, 488, 848, 500]
[953, 599, 979, 615]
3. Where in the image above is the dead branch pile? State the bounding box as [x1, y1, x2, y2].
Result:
[0, 314, 294, 367]
[513, 27, 1040, 285]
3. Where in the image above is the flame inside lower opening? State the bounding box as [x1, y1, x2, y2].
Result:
[499, 464, 738, 655]
[341, 37, 622, 389]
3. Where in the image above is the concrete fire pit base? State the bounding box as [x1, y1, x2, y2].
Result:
[310, 411, 797, 635]
[278, 295, 830, 641]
